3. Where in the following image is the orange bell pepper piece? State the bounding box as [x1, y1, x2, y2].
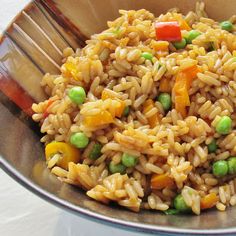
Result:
[181, 64, 199, 88]
[151, 174, 175, 190]
[173, 65, 199, 117]
[179, 19, 191, 31]
[174, 95, 187, 117]
[200, 193, 219, 210]
[151, 41, 169, 51]
[113, 99, 126, 118]
[143, 99, 160, 128]
[84, 110, 114, 127]
[101, 90, 125, 118]
[159, 77, 171, 92]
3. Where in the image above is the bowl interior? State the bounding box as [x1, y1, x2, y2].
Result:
[1, 0, 236, 235]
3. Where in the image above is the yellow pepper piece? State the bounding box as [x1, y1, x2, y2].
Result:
[101, 89, 116, 100]
[63, 61, 80, 80]
[143, 99, 160, 128]
[45, 142, 80, 170]
[151, 174, 175, 190]
[84, 110, 114, 127]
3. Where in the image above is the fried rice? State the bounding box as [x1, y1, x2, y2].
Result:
[32, 2, 236, 215]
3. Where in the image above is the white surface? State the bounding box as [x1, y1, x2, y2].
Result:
[0, 1, 152, 236]
[0, 171, 148, 236]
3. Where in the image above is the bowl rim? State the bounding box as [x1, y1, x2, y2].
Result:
[1, 1, 236, 235]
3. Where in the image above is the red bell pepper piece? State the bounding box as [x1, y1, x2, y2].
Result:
[42, 99, 54, 119]
[155, 21, 182, 42]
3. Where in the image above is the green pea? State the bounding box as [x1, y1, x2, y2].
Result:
[220, 21, 233, 32]
[164, 209, 180, 215]
[121, 153, 138, 167]
[207, 139, 218, 153]
[227, 157, 236, 175]
[173, 194, 191, 213]
[215, 116, 232, 135]
[89, 143, 102, 160]
[109, 162, 126, 174]
[123, 106, 130, 117]
[212, 160, 229, 178]
[185, 30, 201, 44]
[157, 93, 172, 111]
[141, 52, 153, 61]
[70, 132, 89, 148]
[68, 86, 86, 105]
[173, 38, 187, 50]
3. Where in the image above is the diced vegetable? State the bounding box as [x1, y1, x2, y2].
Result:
[200, 193, 219, 210]
[101, 89, 116, 100]
[159, 77, 171, 92]
[84, 110, 114, 127]
[45, 142, 80, 170]
[143, 99, 160, 128]
[63, 61, 79, 80]
[215, 116, 232, 135]
[164, 209, 180, 215]
[101, 90, 125, 118]
[220, 21, 233, 32]
[121, 153, 138, 167]
[185, 30, 201, 44]
[141, 52, 153, 61]
[109, 162, 126, 174]
[123, 106, 130, 117]
[151, 174, 175, 190]
[70, 132, 89, 149]
[151, 40, 169, 51]
[157, 93, 172, 111]
[89, 143, 102, 160]
[173, 38, 187, 50]
[68, 86, 86, 105]
[181, 64, 200, 87]
[43, 99, 54, 119]
[174, 194, 191, 213]
[227, 157, 236, 174]
[212, 160, 228, 178]
[179, 19, 191, 31]
[173, 64, 199, 117]
[113, 99, 126, 118]
[207, 139, 218, 153]
[175, 94, 187, 117]
[155, 21, 182, 42]
[172, 14, 191, 31]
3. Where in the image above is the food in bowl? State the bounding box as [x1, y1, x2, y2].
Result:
[32, 2, 236, 215]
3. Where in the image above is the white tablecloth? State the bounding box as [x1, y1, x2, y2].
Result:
[0, 1, 150, 236]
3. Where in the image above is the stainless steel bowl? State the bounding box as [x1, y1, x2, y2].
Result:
[1, 1, 236, 235]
